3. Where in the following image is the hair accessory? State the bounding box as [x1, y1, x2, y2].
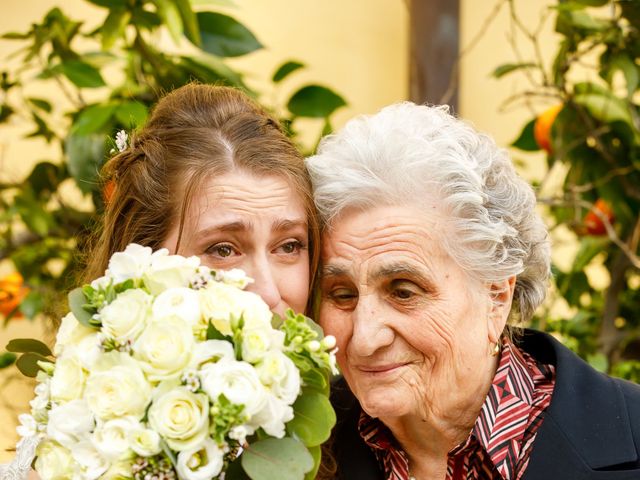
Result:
[115, 130, 128, 152]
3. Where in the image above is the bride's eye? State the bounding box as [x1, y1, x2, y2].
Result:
[206, 243, 238, 258]
[277, 240, 306, 255]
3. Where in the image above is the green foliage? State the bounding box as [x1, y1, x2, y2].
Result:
[498, 1, 640, 382]
[0, 0, 346, 327]
[241, 437, 314, 480]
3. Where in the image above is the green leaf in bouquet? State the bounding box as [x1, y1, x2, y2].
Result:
[16, 352, 51, 377]
[6, 338, 53, 357]
[241, 437, 314, 480]
[304, 445, 321, 480]
[287, 85, 347, 118]
[286, 391, 336, 447]
[207, 320, 232, 341]
[272, 61, 305, 83]
[197, 12, 263, 57]
[300, 368, 329, 396]
[0, 352, 17, 369]
[68, 287, 97, 328]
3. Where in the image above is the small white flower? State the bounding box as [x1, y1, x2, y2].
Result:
[176, 438, 224, 480]
[228, 425, 248, 444]
[16, 413, 37, 438]
[115, 130, 128, 152]
[321, 335, 337, 350]
[213, 268, 253, 289]
[306, 340, 321, 352]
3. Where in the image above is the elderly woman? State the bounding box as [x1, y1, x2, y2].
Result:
[306, 103, 640, 480]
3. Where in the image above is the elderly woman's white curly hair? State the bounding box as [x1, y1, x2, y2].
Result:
[305, 102, 551, 325]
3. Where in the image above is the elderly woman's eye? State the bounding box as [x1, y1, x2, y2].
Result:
[328, 287, 358, 305]
[390, 281, 419, 300]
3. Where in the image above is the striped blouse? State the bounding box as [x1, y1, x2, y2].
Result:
[357, 339, 556, 480]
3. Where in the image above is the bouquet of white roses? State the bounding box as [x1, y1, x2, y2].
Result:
[5, 244, 337, 480]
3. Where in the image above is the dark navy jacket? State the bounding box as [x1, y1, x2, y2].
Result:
[329, 329, 640, 479]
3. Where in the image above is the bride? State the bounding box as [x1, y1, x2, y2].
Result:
[1, 83, 321, 480]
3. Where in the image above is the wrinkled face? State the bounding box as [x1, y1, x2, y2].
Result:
[163, 171, 310, 316]
[319, 204, 510, 423]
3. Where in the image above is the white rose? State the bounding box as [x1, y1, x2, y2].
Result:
[197, 282, 242, 336]
[144, 251, 200, 295]
[100, 289, 152, 342]
[176, 438, 224, 480]
[54, 312, 95, 356]
[190, 340, 235, 369]
[35, 440, 76, 480]
[16, 413, 37, 439]
[133, 315, 194, 381]
[241, 324, 282, 364]
[68, 332, 101, 370]
[91, 416, 138, 461]
[85, 352, 152, 420]
[69, 441, 110, 480]
[152, 287, 202, 333]
[255, 350, 301, 404]
[249, 394, 293, 438]
[107, 243, 153, 283]
[147, 384, 209, 452]
[199, 360, 267, 419]
[49, 353, 86, 403]
[47, 399, 94, 449]
[238, 290, 273, 329]
[129, 424, 161, 457]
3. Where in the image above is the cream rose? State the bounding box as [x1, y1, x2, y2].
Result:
[54, 312, 96, 356]
[85, 352, 152, 420]
[129, 424, 162, 457]
[144, 251, 200, 295]
[100, 288, 152, 342]
[152, 287, 202, 332]
[198, 282, 244, 336]
[176, 438, 224, 480]
[49, 353, 86, 403]
[133, 315, 194, 381]
[199, 360, 267, 419]
[147, 384, 209, 451]
[255, 350, 301, 404]
[102, 458, 135, 480]
[241, 324, 278, 363]
[69, 441, 110, 480]
[35, 440, 76, 480]
[190, 340, 235, 369]
[91, 416, 138, 461]
[107, 243, 153, 283]
[237, 290, 273, 329]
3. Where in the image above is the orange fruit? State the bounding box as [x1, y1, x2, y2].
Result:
[584, 199, 615, 236]
[0, 272, 29, 319]
[534, 104, 563, 154]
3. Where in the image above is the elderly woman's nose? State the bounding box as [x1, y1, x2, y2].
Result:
[350, 296, 393, 357]
[244, 259, 282, 311]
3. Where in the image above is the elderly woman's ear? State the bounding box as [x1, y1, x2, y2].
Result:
[487, 275, 516, 345]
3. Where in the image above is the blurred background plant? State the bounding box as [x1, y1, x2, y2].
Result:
[0, 0, 346, 369]
[495, 0, 640, 381]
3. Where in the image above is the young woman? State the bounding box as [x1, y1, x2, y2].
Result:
[84, 83, 320, 316]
